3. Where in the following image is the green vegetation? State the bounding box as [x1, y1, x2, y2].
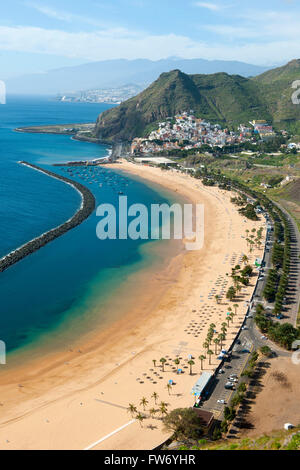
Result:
[238, 203, 259, 220]
[95, 59, 300, 141]
[191, 166, 296, 332]
[255, 306, 299, 349]
[176, 427, 300, 450]
[162, 408, 204, 442]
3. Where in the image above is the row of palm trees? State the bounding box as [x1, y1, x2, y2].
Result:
[201, 305, 240, 363]
[127, 394, 169, 427]
[245, 227, 264, 253]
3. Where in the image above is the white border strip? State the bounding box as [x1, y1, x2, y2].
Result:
[84, 419, 136, 450]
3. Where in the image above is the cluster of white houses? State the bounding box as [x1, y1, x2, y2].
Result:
[130, 113, 273, 155]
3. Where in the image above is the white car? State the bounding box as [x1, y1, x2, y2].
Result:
[229, 378, 238, 383]
[261, 335, 267, 340]
[217, 399, 226, 404]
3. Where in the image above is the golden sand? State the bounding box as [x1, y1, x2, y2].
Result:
[0, 161, 265, 450]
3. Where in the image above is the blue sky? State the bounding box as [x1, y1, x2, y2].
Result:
[0, 0, 300, 78]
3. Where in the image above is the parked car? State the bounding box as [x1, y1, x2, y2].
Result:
[225, 382, 235, 390]
[217, 399, 226, 404]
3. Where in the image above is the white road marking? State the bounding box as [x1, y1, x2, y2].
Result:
[84, 419, 136, 450]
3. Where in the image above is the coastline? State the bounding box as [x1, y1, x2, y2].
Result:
[14, 124, 110, 145]
[0, 161, 265, 450]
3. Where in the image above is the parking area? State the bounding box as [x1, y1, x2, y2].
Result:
[200, 336, 254, 418]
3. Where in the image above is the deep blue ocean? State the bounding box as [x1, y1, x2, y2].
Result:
[0, 96, 173, 359]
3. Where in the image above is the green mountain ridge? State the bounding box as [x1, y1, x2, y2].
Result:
[95, 60, 300, 142]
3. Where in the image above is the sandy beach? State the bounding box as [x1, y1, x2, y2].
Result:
[0, 161, 265, 450]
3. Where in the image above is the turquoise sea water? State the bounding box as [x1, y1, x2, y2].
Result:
[0, 96, 175, 359]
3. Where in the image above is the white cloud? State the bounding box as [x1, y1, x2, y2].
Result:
[194, 2, 220, 10]
[25, 3, 73, 21]
[25, 1, 109, 28]
[0, 23, 299, 66]
[204, 9, 300, 41]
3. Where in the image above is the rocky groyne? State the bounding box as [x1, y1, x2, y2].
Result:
[0, 162, 96, 273]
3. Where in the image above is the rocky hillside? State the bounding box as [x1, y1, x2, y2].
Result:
[95, 60, 300, 142]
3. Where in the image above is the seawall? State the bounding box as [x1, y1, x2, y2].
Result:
[0, 162, 96, 273]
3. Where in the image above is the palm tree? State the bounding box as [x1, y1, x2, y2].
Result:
[159, 402, 168, 417]
[188, 359, 195, 375]
[236, 283, 242, 294]
[174, 358, 180, 371]
[149, 408, 157, 419]
[199, 355, 206, 370]
[218, 333, 226, 349]
[127, 403, 137, 417]
[233, 303, 239, 315]
[166, 383, 172, 395]
[136, 413, 145, 427]
[221, 322, 227, 334]
[151, 391, 159, 404]
[242, 254, 249, 265]
[140, 397, 148, 411]
[206, 332, 214, 345]
[160, 357, 167, 372]
[203, 341, 209, 353]
[213, 338, 220, 354]
[215, 295, 221, 304]
[152, 359, 157, 368]
[207, 350, 214, 365]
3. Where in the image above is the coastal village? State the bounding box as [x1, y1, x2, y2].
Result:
[130, 112, 276, 155]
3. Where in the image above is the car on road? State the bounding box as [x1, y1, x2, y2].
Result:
[218, 369, 225, 374]
[261, 335, 268, 340]
[225, 382, 235, 390]
[242, 326, 248, 330]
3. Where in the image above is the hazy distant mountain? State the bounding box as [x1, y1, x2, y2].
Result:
[95, 60, 300, 142]
[5, 58, 271, 95]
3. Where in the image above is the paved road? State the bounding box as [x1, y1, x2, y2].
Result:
[272, 201, 300, 326]
[200, 208, 296, 420]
